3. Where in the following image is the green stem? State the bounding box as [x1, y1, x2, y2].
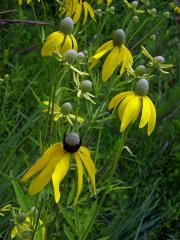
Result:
[31, 199, 43, 240]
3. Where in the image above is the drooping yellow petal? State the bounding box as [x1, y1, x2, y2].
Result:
[108, 91, 134, 110]
[120, 45, 133, 77]
[52, 153, 70, 203]
[70, 34, 78, 51]
[88, 40, 113, 68]
[120, 95, 141, 132]
[118, 94, 135, 121]
[146, 96, 156, 135]
[102, 46, 120, 81]
[141, 46, 154, 62]
[54, 113, 63, 121]
[139, 97, 150, 128]
[73, 2, 82, 24]
[74, 153, 84, 205]
[83, 2, 95, 25]
[18, 0, 22, 5]
[78, 147, 96, 192]
[28, 147, 65, 195]
[60, 35, 72, 54]
[21, 143, 63, 182]
[69, 114, 84, 123]
[41, 32, 64, 57]
[11, 226, 18, 239]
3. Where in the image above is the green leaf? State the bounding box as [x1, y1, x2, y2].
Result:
[63, 224, 75, 240]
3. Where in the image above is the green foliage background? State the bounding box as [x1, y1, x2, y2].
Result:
[0, 0, 179, 239]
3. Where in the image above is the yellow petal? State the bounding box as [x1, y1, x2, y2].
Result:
[83, 2, 95, 26]
[21, 143, 63, 182]
[118, 94, 135, 121]
[70, 34, 78, 51]
[28, 146, 65, 195]
[74, 153, 84, 205]
[18, 0, 22, 5]
[141, 46, 153, 62]
[102, 46, 120, 81]
[139, 97, 150, 128]
[88, 40, 113, 68]
[146, 96, 156, 135]
[60, 35, 72, 54]
[73, 2, 82, 24]
[78, 147, 96, 192]
[54, 114, 63, 121]
[41, 32, 64, 57]
[52, 153, 70, 203]
[108, 91, 134, 110]
[11, 226, 18, 239]
[120, 95, 140, 132]
[120, 45, 133, 77]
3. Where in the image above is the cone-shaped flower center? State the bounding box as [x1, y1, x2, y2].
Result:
[60, 17, 74, 35]
[80, 80, 92, 92]
[154, 56, 165, 63]
[113, 29, 125, 46]
[64, 49, 77, 64]
[63, 132, 82, 153]
[16, 213, 27, 223]
[61, 102, 72, 115]
[77, 52, 85, 61]
[135, 79, 149, 96]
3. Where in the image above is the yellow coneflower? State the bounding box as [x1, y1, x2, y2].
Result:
[43, 101, 84, 125]
[41, 17, 78, 57]
[61, 0, 96, 25]
[123, 0, 145, 14]
[21, 132, 96, 205]
[11, 214, 45, 240]
[109, 79, 156, 136]
[141, 46, 173, 74]
[89, 29, 133, 81]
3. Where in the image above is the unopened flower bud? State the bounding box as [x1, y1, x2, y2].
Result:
[110, 6, 115, 11]
[16, 212, 26, 223]
[135, 79, 149, 96]
[150, 34, 156, 40]
[163, 11, 170, 17]
[77, 52, 85, 61]
[113, 29, 125, 46]
[64, 49, 77, 64]
[95, 8, 102, 15]
[64, 132, 81, 153]
[149, 8, 157, 16]
[61, 102, 72, 115]
[154, 56, 165, 63]
[132, 15, 139, 23]
[60, 17, 74, 34]
[135, 65, 146, 76]
[131, 1, 138, 8]
[80, 80, 92, 92]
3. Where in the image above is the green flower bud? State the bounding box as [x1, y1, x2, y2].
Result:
[110, 6, 115, 11]
[80, 80, 92, 92]
[135, 65, 146, 76]
[95, 8, 102, 15]
[150, 34, 156, 40]
[61, 102, 72, 115]
[16, 212, 27, 223]
[60, 17, 74, 34]
[131, 1, 138, 8]
[132, 15, 139, 23]
[77, 52, 85, 61]
[135, 79, 149, 96]
[64, 49, 77, 64]
[163, 11, 170, 17]
[113, 29, 125, 46]
[154, 56, 165, 63]
[149, 8, 157, 16]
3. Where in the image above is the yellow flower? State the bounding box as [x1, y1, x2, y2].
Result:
[18, 0, 40, 5]
[89, 29, 133, 81]
[97, 0, 112, 5]
[108, 79, 156, 136]
[11, 216, 45, 240]
[61, 0, 96, 25]
[21, 132, 96, 205]
[123, 0, 145, 14]
[43, 101, 84, 126]
[141, 46, 173, 74]
[41, 17, 78, 57]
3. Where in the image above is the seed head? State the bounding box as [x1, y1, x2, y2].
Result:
[154, 56, 165, 63]
[60, 17, 74, 34]
[135, 79, 149, 96]
[113, 29, 125, 46]
[64, 49, 77, 64]
[135, 65, 146, 76]
[63, 132, 81, 153]
[80, 80, 92, 92]
[61, 102, 72, 115]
